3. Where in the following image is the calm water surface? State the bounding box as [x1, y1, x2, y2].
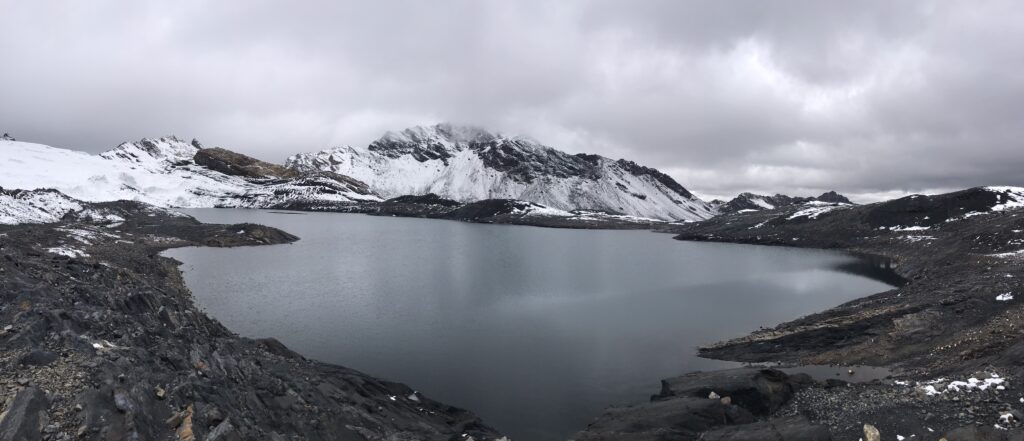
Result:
[165, 209, 896, 441]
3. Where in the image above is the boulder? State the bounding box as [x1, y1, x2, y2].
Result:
[0, 387, 48, 441]
[19, 350, 58, 366]
[657, 368, 806, 415]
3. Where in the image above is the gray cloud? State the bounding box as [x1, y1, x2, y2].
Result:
[1, 0, 1022, 202]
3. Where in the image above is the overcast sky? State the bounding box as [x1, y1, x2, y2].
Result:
[2, 1, 1022, 201]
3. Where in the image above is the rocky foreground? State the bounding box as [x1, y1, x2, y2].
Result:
[0, 197, 504, 440]
[574, 187, 1024, 440]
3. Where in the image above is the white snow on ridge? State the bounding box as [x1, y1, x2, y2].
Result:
[986, 186, 1024, 212]
[786, 203, 850, 220]
[0, 138, 380, 211]
[0, 189, 82, 224]
[46, 246, 88, 258]
[0, 138, 235, 206]
[749, 197, 775, 210]
[286, 125, 714, 221]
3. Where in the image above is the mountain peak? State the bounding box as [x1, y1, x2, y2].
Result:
[100, 136, 198, 166]
[288, 124, 713, 220]
[716, 191, 853, 215]
[379, 123, 500, 145]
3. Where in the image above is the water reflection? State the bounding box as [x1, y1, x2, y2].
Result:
[165, 209, 899, 441]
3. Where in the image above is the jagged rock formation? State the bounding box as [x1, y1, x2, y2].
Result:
[286, 123, 714, 221]
[714, 191, 852, 215]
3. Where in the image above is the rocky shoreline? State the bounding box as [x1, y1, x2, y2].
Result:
[0, 200, 505, 441]
[575, 187, 1024, 440]
[5, 186, 1024, 441]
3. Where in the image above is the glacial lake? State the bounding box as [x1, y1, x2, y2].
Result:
[166, 209, 897, 441]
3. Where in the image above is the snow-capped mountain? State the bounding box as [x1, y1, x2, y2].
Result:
[0, 137, 380, 209]
[714, 191, 852, 215]
[286, 124, 714, 221]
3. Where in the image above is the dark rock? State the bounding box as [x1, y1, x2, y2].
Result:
[194, 148, 298, 179]
[657, 368, 802, 415]
[944, 426, 1024, 440]
[0, 387, 48, 441]
[205, 419, 241, 441]
[573, 396, 755, 440]
[700, 416, 831, 440]
[815, 191, 851, 204]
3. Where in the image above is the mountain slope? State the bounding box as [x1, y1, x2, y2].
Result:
[714, 191, 852, 215]
[0, 137, 380, 209]
[286, 124, 713, 221]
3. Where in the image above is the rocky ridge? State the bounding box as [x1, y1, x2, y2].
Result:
[0, 136, 382, 211]
[577, 186, 1024, 440]
[285, 123, 715, 221]
[371, 193, 669, 229]
[712, 191, 852, 215]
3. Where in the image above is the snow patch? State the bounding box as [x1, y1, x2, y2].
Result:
[889, 225, 930, 232]
[46, 246, 88, 258]
[908, 373, 1007, 396]
[786, 204, 850, 220]
[986, 186, 1024, 212]
[901, 235, 936, 243]
[990, 250, 1024, 259]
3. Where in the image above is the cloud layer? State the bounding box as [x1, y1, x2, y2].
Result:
[2, 0, 1022, 201]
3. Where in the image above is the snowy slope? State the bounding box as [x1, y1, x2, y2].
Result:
[286, 124, 714, 221]
[714, 191, 852, 215]
[0, 188, 83, 224]
[0, 137, 381, 209]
